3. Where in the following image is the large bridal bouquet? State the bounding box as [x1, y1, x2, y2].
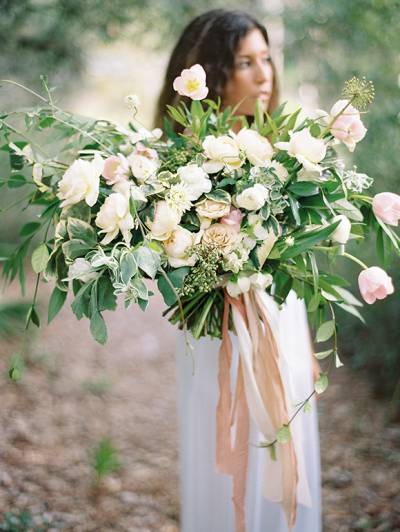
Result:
[1, 68, 399, 530]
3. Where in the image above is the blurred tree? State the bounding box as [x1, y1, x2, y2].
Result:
[283, 0, 400, 406]
[0, 0, 261, 102]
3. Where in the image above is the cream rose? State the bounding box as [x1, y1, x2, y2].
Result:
[163, 226, 197, 268]
[202, 135, 243, 173]
[275, 128, 327, 173]
[236, 184, 269, 211]
[147, 200, 181, 241]
[95, 192, 134, 245]
[202, 223, 240, 254]
[177, 164, 212, 200]
[195, 198, 231, 219]
[236, 128, 274, 167]
[57, 152, 103, 208]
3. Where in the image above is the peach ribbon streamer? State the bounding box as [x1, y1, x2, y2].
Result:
[216, 289, 304, 532]
[216, 293, 250, 532]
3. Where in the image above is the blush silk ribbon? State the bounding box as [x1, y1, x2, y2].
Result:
[216, 288, 318, 532]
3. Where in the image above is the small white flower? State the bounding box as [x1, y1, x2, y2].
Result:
[177, 164, 212, 200]
[95, 192, 134, 245]
[124, 94, 141, 113]
[331, 214, 352, 244]
[147, 200, 181, 241]
[128, 152, 159, 183]
[342, 166, 373, 192]
[57, 152, 104, 208]
[166, 183, 192, 214]
[236, 128, 274, 167]
[275, 128, 327, 173]
[270, 160, 289, 182]
[202, 134, 243, 173]
[236, 184, 269, 211]
[163, 226, 197, 268]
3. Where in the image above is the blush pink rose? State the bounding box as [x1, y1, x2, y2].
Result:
[372, 192, 400, 226]
[330, 99, 367, 152]
[135, 142, 159, 161]
[358, 266, 394, 304]
[102, 155, 129, 185]
[219, 208, 244, 232]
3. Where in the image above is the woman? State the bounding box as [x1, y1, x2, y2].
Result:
[155, 9, 322, 532]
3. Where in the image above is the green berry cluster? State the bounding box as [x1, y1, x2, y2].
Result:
[342, 77, 375, 111]
[160, 147, 192, 173]
[180, 244, 222, 297]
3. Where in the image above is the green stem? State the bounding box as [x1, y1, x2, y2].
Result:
[319, 96, 356, 138]
[342, 251, 368, 270]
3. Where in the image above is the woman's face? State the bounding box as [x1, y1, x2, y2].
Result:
[222, 28, 274, 116]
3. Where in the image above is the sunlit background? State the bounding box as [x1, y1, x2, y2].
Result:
[0, 1, 399, 530]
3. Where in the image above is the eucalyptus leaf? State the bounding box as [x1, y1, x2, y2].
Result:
[157, 267, 189, 306]
[48, 286, 67, 323]
[120, 252, 138, 284]
[314, 373, 329, 394]
[31, 243, 50, 273]
[314, 349, 333, 360]
[134, 246, 160, 279]
[276, 425, 291, 444]
[315, 320, 335, 342]
[90, 311, 107, 345]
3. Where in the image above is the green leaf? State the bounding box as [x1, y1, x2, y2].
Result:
[287, 192, 301, 225]
[314, 349, 333, 360]
[8, 174, 27, 188]
[307, 292, 320, 312]
[90, 311, 107, 345]
[280, 221, 340, 259]
[289, 182, 319, 196]
[98, 276, 117, 311]
[315, 320, 335, 342]
[157, 267, 189, 306]
[205, 189, 231, 204]
[60, 202, 91, 223]
[276, 424, 291, 444]
[314, 373, 329, 394]
[31, 243, 50, 273]
[20, 222, 41, 237]
[267, 443, 277, 461]
[62, 239, 92, 261]
[48, 286, 67, 323]
[134, 246, 160, 279]
[120, 252, 138, 284]
[67, 218, 97, 246]
[71, 281, 93, 320]
[26, 305, 40, 328]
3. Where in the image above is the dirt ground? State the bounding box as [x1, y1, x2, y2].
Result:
[0, 278, 399, 532]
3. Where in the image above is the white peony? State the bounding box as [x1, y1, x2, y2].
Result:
[202, 135, 243, 173]
[128, 152, 159, 183]
[95, 192, 134, 245]
[57, 152, 104, 208]
[163, 226, 197, 267]
[177, 164, 212, 200]
[236, 184, 269, 211]
[275, 128, 327, 173]
[249, 272, 273, 290]
[236, 128, 274, 167]
[147, 200, 181, 241]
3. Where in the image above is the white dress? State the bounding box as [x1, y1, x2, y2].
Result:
[175, 291, 322, 532]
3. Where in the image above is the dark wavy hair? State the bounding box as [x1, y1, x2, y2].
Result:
[154, 9, 280, 129]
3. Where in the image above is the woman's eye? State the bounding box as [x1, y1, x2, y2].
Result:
[237, 60, 251, 69]
[262, 56, 272, 64]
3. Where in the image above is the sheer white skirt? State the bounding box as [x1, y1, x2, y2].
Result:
[175, 291, 322, 532]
